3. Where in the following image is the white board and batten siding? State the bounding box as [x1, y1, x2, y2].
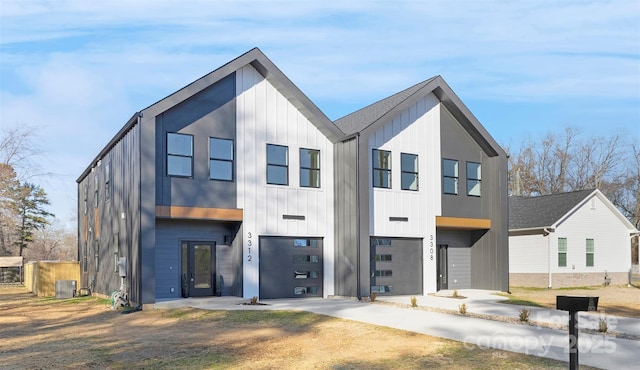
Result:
[552, 194, 632, 274]
[367, 93, 442, 294]
[236, 65, 335, 298]
[508, 234, 549, 273]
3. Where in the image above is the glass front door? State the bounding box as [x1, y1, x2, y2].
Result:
[181, 242, 216, 297]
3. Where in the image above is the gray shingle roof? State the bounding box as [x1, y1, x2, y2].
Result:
[334, 77, 438, 135]
[509, 189, 595, 229]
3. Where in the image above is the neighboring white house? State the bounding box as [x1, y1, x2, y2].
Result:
[509, 189, 639, 288]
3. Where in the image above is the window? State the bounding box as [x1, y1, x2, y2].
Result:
[300, 148, 320, 188]
[104, 162, 111, 202]
[443, 159, 458, 195]
[83, 184, 88, 215]
[95, 242, 99, 272]
[83, 242, 88, 272]
[266, 144, 288, 185]
[373, 254, 392, 261]
[373, 270, 393, 277]
[467, 162, 481, 196]
[401, 153, 419, 191]
[210, 138, 234, 181]
[94, 172, 99, 208]
[558, 238, 567, 267]
[586, 239, 594, 267]
[113, 234, 119, 274]
[293, 239, 319, 248]
[167, 133, 193, 177]
[372, 149, 391, 188]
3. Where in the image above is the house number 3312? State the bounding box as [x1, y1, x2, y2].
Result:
[247, 232, 253, 262]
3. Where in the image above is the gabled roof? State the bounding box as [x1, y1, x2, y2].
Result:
[78, 48, 345, 182]
[509, 189, 594, 230]
[509, 189, 638, 233]
[334, 75, 505, 157]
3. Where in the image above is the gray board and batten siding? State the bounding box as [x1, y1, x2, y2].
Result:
[439, 105, 509, 291]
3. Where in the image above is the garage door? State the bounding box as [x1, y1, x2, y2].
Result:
[259, 237, 323, 299]
[370, 238, 423, 295]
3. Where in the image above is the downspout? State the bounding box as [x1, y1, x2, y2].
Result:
[356, 133, 361, 300]
[544, 227, 554, 288]
[136, 112, 143, 307]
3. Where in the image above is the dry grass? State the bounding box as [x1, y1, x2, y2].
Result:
[0, 286, 584, 369]
[505, 285, 640, 318]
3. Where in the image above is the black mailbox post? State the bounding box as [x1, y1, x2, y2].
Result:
[556, 296, 599, 370]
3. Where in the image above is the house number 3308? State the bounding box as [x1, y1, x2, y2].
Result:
[247, 232, 253, 262]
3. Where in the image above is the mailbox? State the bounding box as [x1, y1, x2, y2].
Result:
[556, 296, 598, 312]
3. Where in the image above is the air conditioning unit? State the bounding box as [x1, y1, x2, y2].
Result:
[55, 280, 77, 299]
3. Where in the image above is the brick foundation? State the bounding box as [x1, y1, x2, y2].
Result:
[509, 272, 629, 288]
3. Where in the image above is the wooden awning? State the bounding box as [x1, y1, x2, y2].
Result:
[436, 216, 491, 230]
[156, 206, 243, 221]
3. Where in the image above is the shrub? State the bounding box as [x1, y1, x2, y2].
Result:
[458, 303, 467, 315]
[410, 296, 417, 307]
[370, 292, 377, 302]
[452, 290, 459, 298]
[519, 308, 530, 322]
[598, 317, 608, 333]
[250, 296, 258, 305]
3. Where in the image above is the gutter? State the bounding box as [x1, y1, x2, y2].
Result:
[355, 133, 362, 300]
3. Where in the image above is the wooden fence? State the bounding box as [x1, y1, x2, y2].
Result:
[24, 261, 80, 297]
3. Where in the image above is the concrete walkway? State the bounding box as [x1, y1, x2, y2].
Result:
[153, 290, 640, 369]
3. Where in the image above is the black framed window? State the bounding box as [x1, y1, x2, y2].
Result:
[167, 133, 193, 177]
[466, 162, 481, 196]
[209, 138, 234, 181]
[372, 149, 391, 188]
[443, 159, 458, 195]
[93, 172, 99, 208]
[300, 148, 320, 188]
[267, 144, 288, 185]
[401, 153, 418, 191]
[104, 161, 111, 202]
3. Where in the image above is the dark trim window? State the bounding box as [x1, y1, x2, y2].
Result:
[558, 238, 567, 267]
[113, 234, 119, 274]
[443, 159, 458, 195]
[267, 144, 288, 185]
[167, 133, 193, 177]
[467, 162, 481, 196]
[300, 148, 320, 188]
[401, 153, 418, 191]
[104, 161, 111, 202]
[94, 172, 99, 208]
[209, 137, 234, 181]
[95, 242, 99, 272]
[372, 149, 391, 188]
[586, 239, 594, 267]
[83, 184, 88, 215]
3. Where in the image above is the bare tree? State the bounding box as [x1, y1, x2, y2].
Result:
[507, 127, 638, 229]
[25, 220, 76, 261]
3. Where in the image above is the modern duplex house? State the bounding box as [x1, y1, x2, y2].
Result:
[77, 48, 508, 306]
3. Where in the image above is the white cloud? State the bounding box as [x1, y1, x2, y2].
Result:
[1, 0, 638, 228]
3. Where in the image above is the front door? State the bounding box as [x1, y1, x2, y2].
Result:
[437, 244, 448, 290]
[181, 242, 216, 297]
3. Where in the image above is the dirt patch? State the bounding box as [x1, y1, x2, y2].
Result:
[0, 286, 584, 369]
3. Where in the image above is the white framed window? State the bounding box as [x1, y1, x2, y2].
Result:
[586, 239, 594, 267]
[558, 238, 567, 267]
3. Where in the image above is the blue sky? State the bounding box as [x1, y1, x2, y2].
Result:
[1, 0, 639, 229]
